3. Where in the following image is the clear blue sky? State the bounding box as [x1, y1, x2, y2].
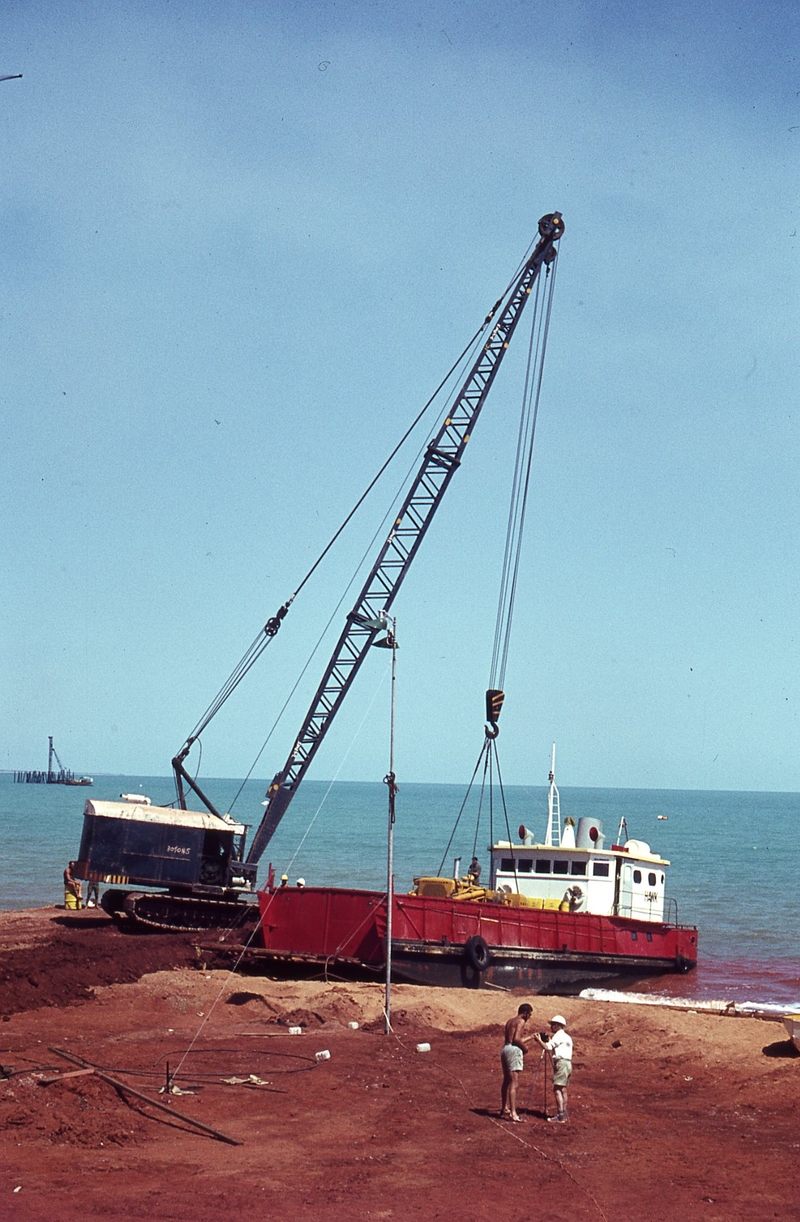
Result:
[2, 0, 798, 793]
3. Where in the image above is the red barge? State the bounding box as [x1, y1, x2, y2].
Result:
[257, 760, 697, 991]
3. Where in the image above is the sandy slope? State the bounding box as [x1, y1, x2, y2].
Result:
[0, 908, 798, 1221]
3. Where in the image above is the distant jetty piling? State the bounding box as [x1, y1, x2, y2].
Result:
[14, 769, 54, 783]
[14, 736, 91, 785]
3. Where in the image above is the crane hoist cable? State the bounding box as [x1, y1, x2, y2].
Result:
[436, 737, 492, 876]
[437, 729, 520, 888]
[437, 248, 561, 875]
[489, 249, 560, 699]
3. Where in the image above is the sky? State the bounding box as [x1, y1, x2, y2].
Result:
[1, 0, 799, 795]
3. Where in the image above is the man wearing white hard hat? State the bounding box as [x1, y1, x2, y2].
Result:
[536, 1014, 573, 1123]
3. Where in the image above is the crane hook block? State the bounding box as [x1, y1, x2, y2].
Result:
[485, 688, 505, 737]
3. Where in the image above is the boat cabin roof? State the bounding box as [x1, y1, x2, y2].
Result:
[492, 839, 669, 866]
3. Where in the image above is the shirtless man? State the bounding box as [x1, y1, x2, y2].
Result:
[500, 1003, 535, 1122]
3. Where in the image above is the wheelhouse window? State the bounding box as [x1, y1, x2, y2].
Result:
[517, 859, 532, 873]
[535, 860, 551, 874]
[500, 858, 515, 872]
[553, 861, 569, 875]
[570, 862, 586, 876]
[592, 862, 610, 877]
[633, 869, 642, 884]
[648, 872, 657, 886]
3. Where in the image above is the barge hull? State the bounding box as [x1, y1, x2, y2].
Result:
[257, 886, 697, 991]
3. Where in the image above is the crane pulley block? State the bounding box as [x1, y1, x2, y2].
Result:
[485, 688, 505, 730]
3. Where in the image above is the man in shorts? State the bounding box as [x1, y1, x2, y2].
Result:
[63, 861, 83, 910]
[537, 1014, 573, 1123]
[500, 1003, 535, 1122]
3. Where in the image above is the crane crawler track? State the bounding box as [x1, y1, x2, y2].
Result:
[109, 890, 260, 933]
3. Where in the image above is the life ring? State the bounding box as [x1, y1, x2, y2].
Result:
[464, 934, 492, 973]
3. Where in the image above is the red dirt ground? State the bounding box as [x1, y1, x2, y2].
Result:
[1, 908, 798, 1221]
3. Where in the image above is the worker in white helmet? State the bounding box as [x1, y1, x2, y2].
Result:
[537, 1015, 573, 1123]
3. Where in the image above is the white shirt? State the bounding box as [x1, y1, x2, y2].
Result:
[546, 1028, 573, 1060]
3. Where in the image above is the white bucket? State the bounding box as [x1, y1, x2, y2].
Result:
[287, 1026, 302, 1035]
[347, 1021, 359, 1030]
[315, 1050, 331, 1062]
[416, 1042, 431, 1053]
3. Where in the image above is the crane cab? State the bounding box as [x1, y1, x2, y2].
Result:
[75, 797, 257, 895]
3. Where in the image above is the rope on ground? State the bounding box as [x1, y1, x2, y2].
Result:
[168, 910, 269, 1084]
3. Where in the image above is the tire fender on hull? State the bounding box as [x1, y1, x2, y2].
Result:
[464, 934, 492, 973]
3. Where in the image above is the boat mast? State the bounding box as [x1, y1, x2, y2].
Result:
[544, 742, 561, 846]
[246, 213, 564, 865]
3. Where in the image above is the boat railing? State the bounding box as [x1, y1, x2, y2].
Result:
[663, 895, 679, 926]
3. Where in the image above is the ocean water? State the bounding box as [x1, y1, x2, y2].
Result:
[1, 773, 798, 1007]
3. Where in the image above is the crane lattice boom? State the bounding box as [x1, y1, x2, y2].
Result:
[246, 213, 563, 863]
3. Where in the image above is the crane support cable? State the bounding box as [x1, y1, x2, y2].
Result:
[174, 233, 548, 782]
[221, 346, 492, 818]
[246, 214, 564, 864]
[173, 309, 501, 772]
